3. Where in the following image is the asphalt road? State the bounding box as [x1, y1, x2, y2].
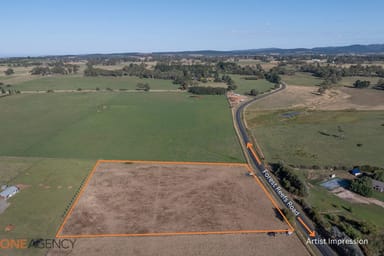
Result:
[234, 84, 336, 256]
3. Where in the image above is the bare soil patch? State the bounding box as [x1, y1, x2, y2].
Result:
[248, 85, 384, 111]
[338, 87, 384, 109]
[332, 187, 384, 208]
[4, 224, 14, 232]
[15, 184, 30, 190]
[59, 162, 289, 236]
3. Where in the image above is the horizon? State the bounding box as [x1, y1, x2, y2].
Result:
[1, 43, 384, 59]
[1, 0, 384, 57]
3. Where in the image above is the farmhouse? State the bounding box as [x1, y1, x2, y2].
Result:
[372, 179, 384, 193]
[0, 186, 19, 199]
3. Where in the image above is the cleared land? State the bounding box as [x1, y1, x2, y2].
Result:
[247, 85, 384, 111]
[51, 161, 309, 256]
[0, 93, 243, 162]
[48, 234, 309, 256]
[59, 162, 290, 236]
[331, 187, 384, 208]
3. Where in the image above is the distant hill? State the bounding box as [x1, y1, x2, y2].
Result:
[2, 44, 384, 59]
[152, 44, 384, 56]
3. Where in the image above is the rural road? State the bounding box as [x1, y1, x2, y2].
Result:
[234, 83, 336, 256]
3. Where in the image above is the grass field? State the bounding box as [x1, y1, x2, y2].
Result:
[0, 157, 94, 256]
[245, 109, 384, 168]
[11, 75, 177, 91]
[308, 186, 384, 228]
[336, 76, 380, 87]
[0, 90, 244, 255]
[0, 66, 31, 77]
[281, 73, 381, 88]
[281, 72, 322, 87]
[0, 93, 244, 162]
[0, 66, 38, 84]
[372, 190, 384, 202]
[0, 157, 42, 185]
[230, 74, 275, 94]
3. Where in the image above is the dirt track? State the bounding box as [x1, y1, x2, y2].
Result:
[332, 187, 384, 208]
[60, 162, 289, 236]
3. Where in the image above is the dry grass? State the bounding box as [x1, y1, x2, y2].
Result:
[59, 162, 289, 236]
[247, 85, 384, 111]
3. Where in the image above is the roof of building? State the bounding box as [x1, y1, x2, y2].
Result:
[351, 167, 361, 174]
[0, 186, 19, 198]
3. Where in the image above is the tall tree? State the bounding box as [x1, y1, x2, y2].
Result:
[4, 68, 14, 75]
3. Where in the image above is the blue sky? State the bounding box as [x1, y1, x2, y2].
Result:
[1, 0, 384, 56]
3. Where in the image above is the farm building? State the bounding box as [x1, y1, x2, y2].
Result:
[0, 186, 19, 199]
[350, 167, 362, 176]
[372, 179, 384, 193]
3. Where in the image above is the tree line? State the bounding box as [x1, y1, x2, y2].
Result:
[300, 63, 384, 81]
[349, 176, 373, 197]
[188, 86, 227, 95]
[30, 62, 79, 75]
[4, 68, 14, 75]
[270, 162, 307, 197]
[353, 80, 370, 88]
[83, 61, 282, 91]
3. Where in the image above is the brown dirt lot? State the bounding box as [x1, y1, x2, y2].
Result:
[332, 187, 384, 208]
[59, 162, 289, 236]
[248, 85, 384, 111]
[48, 233, 310, 256]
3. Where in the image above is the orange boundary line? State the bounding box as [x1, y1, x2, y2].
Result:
[246, 165, 295, 232]
[247, 143, 262, 165]
[55, 160, 101, 237]
[297, 216, 315, 237]
[56, 159, 293, 238]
